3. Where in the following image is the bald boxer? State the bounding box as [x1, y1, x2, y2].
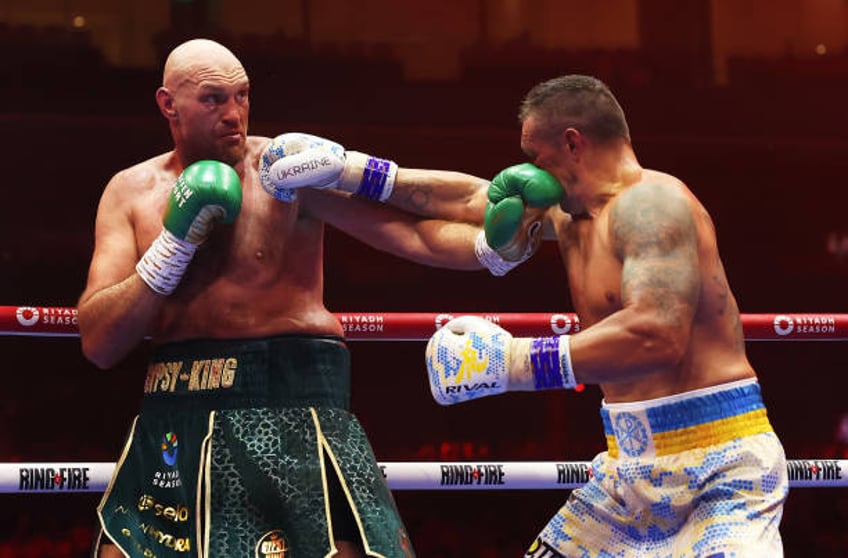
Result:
[78, 38, 548, 558]
[426, 75, 788, 557]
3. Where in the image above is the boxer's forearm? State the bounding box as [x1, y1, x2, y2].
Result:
[388, 169, 488, 224]
[78, 276, 162, 369]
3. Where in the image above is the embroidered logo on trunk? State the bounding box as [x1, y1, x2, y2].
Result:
[256, 529, 289, 558]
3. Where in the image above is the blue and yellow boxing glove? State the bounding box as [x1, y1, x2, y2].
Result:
[425, 316, 577, 405]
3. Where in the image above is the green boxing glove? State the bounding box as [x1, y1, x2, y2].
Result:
[136, 160, 242, 295]
[477, 164, 562, 275]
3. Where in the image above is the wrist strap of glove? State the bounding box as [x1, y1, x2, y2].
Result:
[475, 230, 521, 276]
[135, 229, 197, 295]
[530, 335, 577, 390]
[340, 151, 397, 202]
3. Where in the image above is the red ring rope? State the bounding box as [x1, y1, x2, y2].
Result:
[2, 306, 847, 341]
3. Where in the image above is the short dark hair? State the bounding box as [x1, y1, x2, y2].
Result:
[519, 75, 630, 143]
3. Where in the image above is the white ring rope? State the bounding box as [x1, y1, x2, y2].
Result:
[2, 459, 846, 494]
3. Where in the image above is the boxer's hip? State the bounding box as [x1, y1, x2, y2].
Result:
[97, 334, 412, 557]
[529, 379, 787, 557]
[600, 377, 773, 459]
[141, 333, 351, 411]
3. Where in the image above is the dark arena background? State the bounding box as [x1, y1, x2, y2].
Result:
[2, 0, 848, 556]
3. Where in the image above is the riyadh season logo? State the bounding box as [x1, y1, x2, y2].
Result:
[773, 314, 837, 336]
[435, 313, 581, 334]
[434, 313, 455, 329]
[550, 314, 579, 334]
[161, 432, 178, 466]
[16, 307, 39, 327]
[773, 315, 794, 336]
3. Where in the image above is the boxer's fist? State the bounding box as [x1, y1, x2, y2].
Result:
[165, 160, 242, 244]
[260, 132, 397, 203]
[484, 163, 562, 261]
[259, 133, 344, 202]
[136, 160, 241, 295]
[426, 316, 515, 405]
[425, 315, 577, 405]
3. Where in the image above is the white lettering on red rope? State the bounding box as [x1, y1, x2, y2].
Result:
[339, 314, 385, 333]
[773, 315, 836, 336]
[15, 306, 78, 328]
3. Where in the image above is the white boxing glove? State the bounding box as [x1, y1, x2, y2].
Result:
[259, 132, 397, 203]
[425, 316, 577, 406]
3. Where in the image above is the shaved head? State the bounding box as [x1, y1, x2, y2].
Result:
[156, 38, 250, 167]
[163, 39, 246, 90]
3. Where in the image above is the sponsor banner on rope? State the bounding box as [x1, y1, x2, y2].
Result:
[339, 313, 385, 335]
[0, 463, 112, 493]
[772, 314, 839, 338]
[12, 306, 79, 334]
[441, 463, 506, 486]
[18, 465, 91, 491]
[382, 461, 596, 490]
[3, 460, 847, 492]
[786, 459, 843, 486]
[555, 462, 592, 485]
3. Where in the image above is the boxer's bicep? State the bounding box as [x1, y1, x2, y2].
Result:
[82, 174, 142, 301]
[611, 183, 700, 329]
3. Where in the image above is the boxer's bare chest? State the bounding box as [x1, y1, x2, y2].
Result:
[137, 171, 337, 338]
[558, 214, 622, 325]
[133, 171, 316, 286]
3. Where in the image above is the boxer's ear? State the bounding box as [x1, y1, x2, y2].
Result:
[157, 87, 177, 119]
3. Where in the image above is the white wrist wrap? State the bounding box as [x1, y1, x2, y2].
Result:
[559, 335, 577, 389]
[135, 229, 197, 295]
[475, 230, 520, 276]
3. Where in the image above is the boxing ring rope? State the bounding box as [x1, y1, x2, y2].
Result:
[3, 459, 847, 494]
[4, 306, 848, 341]
[3, 305, 847, 493]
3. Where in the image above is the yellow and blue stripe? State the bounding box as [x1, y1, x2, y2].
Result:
[602, 380, 773, 459]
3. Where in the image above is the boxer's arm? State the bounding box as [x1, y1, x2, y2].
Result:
[80, 162, 241, 369]
[303, 189, 484, 270]
[385, 168, 489, 224]
[567, 182, 700, 384]
[77, 172, 163, 369]
[261, 133, 490, 222]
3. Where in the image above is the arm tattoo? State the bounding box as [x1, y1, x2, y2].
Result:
[393, 182, 434, 214]
[712, 257, 745, 349]
[612, 183, 700, 324]
[408, 185, 434, 214]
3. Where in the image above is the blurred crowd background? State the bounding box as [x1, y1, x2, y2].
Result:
[2, 0, 847, 556]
